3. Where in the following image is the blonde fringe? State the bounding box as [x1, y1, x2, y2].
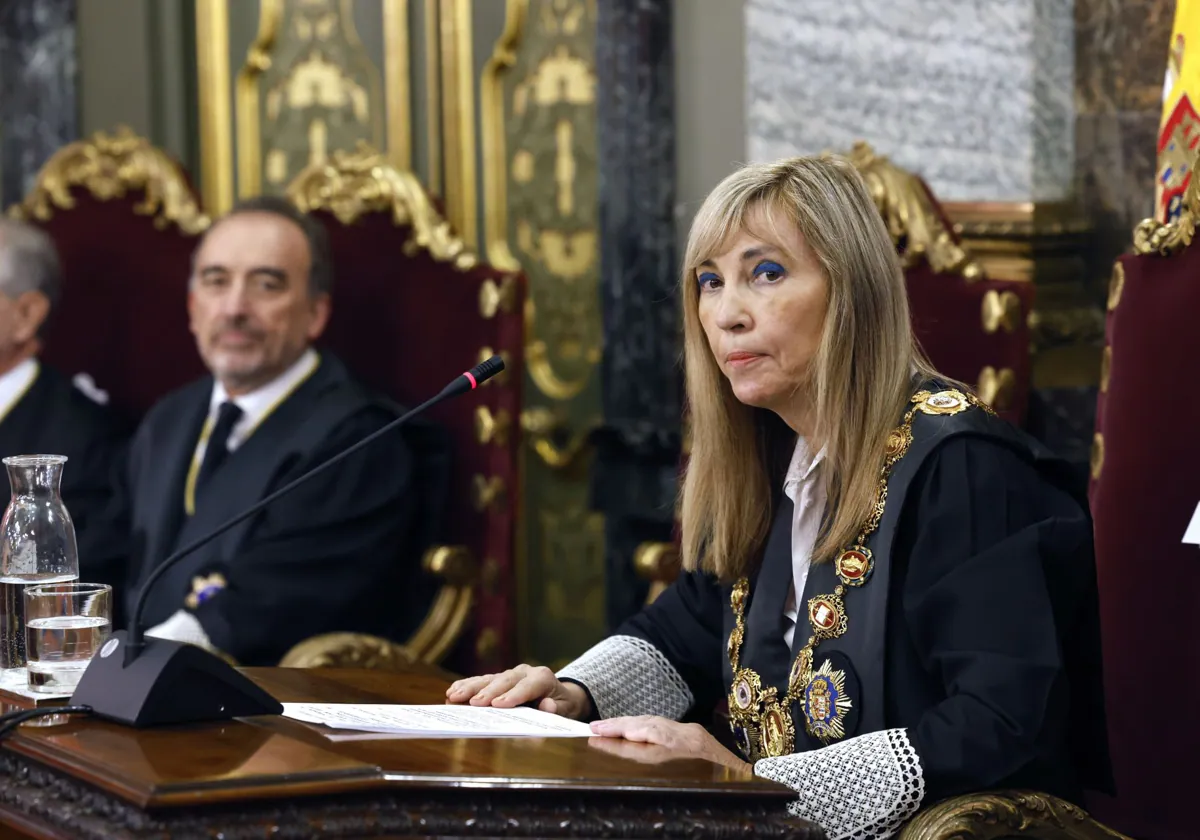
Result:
[679, 155, 942, 581]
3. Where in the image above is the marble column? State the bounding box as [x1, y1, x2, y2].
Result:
[0, 0, 78, 208]
[746, 0, 1075, 202]
[593, 0, 682, 629]
[1075, 0, 1175, 295]
[744, 0, 1106, 490]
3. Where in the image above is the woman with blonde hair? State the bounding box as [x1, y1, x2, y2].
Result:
[448, 155, 1110, 839]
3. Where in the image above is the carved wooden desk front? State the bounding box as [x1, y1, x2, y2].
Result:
[0, 666, 821, 839]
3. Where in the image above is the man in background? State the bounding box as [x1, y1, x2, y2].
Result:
[124, 196, 443, 665]
[0, 219, 129, 579]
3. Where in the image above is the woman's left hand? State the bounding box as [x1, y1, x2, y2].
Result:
[588, 715, 751, 772]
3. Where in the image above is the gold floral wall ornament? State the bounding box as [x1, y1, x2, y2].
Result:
[843, 141, 984, 281]
[10, 126, 210, 235]
[237, 0, 388, 198]
[286, 143, 478, 270]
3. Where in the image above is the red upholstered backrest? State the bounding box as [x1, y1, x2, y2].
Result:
[906, 261, 1034, 425]
[290, 154, 523, 674]
[10, 131, 208, 420]
[900, 180, 1032, 425]
[1086, 243, 1200, 840]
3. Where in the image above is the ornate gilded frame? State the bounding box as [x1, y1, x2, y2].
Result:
[194, 0, 413, 214]
[9, 126, 210, 234]
[845, 142, 984, 280]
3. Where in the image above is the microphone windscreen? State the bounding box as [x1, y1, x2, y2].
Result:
[470, 354, 506, 386]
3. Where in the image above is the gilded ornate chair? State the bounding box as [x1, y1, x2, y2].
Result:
[847, 141, 1033, 425]
[7, 126, 209, 419]
[12, 129, 522, 677]
[277, 146, 524, 676]
[1081, 172, 1200, 840]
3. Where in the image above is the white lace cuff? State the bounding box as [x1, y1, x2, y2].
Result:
[556, 634, 694, 720]
[754, 728, 925, 840]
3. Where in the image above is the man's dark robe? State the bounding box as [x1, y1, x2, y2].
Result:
[0, 363, 130, 583]
[122, 353, 446, 666]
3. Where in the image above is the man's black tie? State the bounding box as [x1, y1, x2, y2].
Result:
[196, 401, 243, 495]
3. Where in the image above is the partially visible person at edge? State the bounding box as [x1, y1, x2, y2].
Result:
[0, 219, 129, 584]
[445, 155, 1112, 839]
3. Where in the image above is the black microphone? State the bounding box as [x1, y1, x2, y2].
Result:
[70, 356, 505, 727]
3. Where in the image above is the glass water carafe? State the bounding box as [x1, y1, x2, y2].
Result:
[0, 455, 79, 672]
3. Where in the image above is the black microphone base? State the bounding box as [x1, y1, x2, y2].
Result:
[70, 631, 282, 727]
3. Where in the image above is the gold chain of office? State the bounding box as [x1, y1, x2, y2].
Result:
[725, 388, 987, 761]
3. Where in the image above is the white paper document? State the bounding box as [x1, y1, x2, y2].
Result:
[1183, 500, 1200, 545]
[281, 703, 594, 738]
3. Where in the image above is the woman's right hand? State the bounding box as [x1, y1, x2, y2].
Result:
[444, 664, 593, 720]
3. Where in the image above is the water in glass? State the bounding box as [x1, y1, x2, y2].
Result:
[24, 582, 110, 694]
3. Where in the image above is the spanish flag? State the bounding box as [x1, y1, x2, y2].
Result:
[1158, 0, 1200, 222]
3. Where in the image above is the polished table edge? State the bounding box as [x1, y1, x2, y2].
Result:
[0, 748, 827, 840]
[4, 713, 798, 806]
[0, 666, 824, 839]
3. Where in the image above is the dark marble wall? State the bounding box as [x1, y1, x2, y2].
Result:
[0, 0, 77, 209]
[593, 0, 682, 630]
[1075, 0, 1175, 298]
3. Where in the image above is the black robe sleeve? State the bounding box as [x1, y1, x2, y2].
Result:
[557, 569, 726, 721]
[897, 435, 1093, 800]
[189, 408, 420, 665]
[753, 436, 1097, 839]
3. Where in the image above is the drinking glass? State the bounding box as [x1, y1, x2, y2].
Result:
[23, 582, 111, 695]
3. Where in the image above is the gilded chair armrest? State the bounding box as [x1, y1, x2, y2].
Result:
[279, 544, 478, 670]
[402, 544, 478, 664]
[634, 540, 681, 604]
[279, 632, 416, 671]
[898, 790, 1131, 840]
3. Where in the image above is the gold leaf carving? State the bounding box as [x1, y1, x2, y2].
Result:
[1107, 262, 1124, 311]
[278, 632, 416, 670]
[976, 366, 1016, 412]
[480, 274, 519, 318]
[519, 406, 597, 470]
[898, 789, 1131, 840]
[287, 143, 478, 270]
[843, 141, 984, 281]
[472, 474, 508, 512]
[1091, 433, 1105, 481]
[981, 289, 1021, 334]
[475, 405, 512, 446]
[475, 627, 499, 660]
[11, 126, 210, 235]
[1101, 345, 1111, 393]
[282, 542, 478, 667]
[1133, 156, 1199, 256]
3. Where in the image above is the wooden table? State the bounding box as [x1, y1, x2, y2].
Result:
[0, 665, 823, 839]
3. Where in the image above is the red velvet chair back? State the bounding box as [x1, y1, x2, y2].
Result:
[1086, 206, 1200, 840]
[288, 148, 524, 673]
[7, 127, 208, 421]
[849, 143, 1033, 424]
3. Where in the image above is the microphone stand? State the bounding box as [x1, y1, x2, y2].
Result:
[70, 357, 504, 727]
